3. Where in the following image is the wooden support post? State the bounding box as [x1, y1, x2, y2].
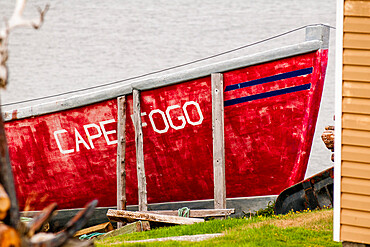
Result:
[212, 73, 226, 209]
[116, 96, 127, 228]
[133, 89, 148, 211]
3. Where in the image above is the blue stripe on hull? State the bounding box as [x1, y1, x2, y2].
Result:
[225, 67, 313, 92]
[224, 83, 311, 107]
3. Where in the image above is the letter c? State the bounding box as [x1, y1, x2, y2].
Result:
[54, 129, 74, 154]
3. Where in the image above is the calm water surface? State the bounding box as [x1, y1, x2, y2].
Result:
[0, 0, 336, 178]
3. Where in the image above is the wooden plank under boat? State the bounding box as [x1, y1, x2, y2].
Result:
[3, 25, 330, 217]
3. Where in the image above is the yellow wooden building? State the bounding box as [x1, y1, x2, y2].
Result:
[334, 0, 370, 245]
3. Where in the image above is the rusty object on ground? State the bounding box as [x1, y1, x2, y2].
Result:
[321, 125, 334, 161]
[321, 125, 334, 151]
[274, 167, 334, 215]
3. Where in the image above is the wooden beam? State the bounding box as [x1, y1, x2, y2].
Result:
[74, 222, 113, 237]
[211, 73, 226, 209]
[107, 210, 204, 225]
[133, 89, 147, 211]
[116, 96, 127, 228]
[96, 221, 150, 240]
[146, 208, 235, 218]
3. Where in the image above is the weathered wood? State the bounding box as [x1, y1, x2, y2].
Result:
[0, 184, 10, 220]
[116, 96, 127, 228]
[211, 73, 226, 209]
[96, 221, 150, 240]
[107, 210, 204, 225]
[133, 89, 147, 211]
[0, 108, 20, 228]
[0, 223, 20, 247]
[74, 222, 113, 237]
[146, 208, 235, 218]
[25, 202, 57, 237]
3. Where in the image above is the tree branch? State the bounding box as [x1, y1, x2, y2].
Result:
[8, 0, 49, 31]
[0, 0, 49, 88]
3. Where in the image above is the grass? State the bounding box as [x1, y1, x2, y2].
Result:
[95, 208, 341, 247]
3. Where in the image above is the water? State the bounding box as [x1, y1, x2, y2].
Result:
[0, 0, 336, 178]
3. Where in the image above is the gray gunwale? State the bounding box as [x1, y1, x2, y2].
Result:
[3, 40, 322, 122]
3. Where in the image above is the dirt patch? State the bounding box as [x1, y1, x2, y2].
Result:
[271, 210, 332, 230]
[241, 210, 333, 231]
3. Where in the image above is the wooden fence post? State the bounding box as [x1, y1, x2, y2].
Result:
[116, 96, 127, 228]
[133, 89, 148, 211]
[212, 73, 226, 209]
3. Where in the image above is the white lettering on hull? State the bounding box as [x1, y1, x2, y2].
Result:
[53, 101, 204, 154]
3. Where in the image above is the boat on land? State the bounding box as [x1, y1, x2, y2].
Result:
[3, 24, 329, 227]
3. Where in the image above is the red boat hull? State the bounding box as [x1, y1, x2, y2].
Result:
[4, 48, 328, 211]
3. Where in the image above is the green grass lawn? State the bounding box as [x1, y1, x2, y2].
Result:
[95, 209, 341, 246]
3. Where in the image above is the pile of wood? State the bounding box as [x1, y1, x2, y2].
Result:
[0, 182, 98, 246]
[74, 208, 235, 241]
[321, 125, 334, 161]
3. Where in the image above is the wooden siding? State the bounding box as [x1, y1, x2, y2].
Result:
[343, 97, 370, 114]
[344, 1, 370, 17]
[343, 50, 370, 66]
[343, 113, 370, 131]
[341, 209, 370, 228]
[342, 129, 370, 147]
[343, 65, 370, 82]
[344, 17, 370, 34]
[343, 81, 370, 97]
[342, 161, 370, 180]
[341, 193, 370, 212]
[342, 145, 370, 163]
[341, 225, 370, 244]
[341, 0, 370, 244]
[341, 177, 370, 196]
